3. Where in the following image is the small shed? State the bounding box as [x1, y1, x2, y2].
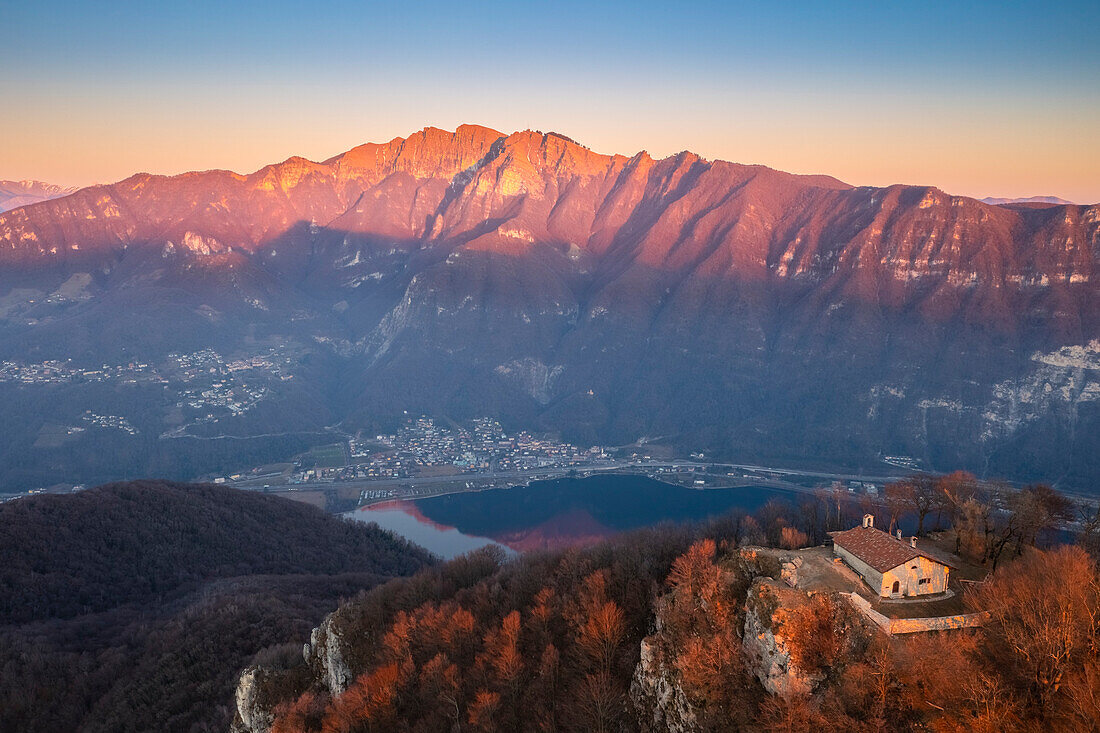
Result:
[832, 515, 954, 599]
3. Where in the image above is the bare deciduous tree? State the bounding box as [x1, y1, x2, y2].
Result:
[968, 546, 1100, 718]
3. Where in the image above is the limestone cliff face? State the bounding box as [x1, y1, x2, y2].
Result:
[630, 636, 701, 733]
[631, 548, 831, 728]
[305, 613, 354, 696]
[741, 578, 824, 697]
[231, 609, 358, 733]
[230, 667, 275, 733]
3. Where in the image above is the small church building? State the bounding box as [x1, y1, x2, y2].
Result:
[832, 515, 953, 599]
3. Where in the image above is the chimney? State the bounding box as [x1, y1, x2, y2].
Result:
[896, 529, 902, 540]
[863, 514, 873, 528]
[911, 537, 917, 548]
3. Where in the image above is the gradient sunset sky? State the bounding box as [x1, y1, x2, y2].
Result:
[3, 1, 1098, 203]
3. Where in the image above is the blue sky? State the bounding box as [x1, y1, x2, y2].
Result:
[2, 1, 1098, 201]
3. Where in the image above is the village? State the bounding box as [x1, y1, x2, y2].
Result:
[289, 416, 612, 484]
[0, 346, 295, 391]
[0, 358, 161, 385]
[0, 346, 302, 448]
[80, 411, 138, 435]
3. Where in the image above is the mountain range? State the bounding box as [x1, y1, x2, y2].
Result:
[0, 179, 77, 213]
[1, 125, 1098, 488]
[980, 195, 1077, 207]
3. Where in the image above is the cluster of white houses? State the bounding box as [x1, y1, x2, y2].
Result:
[831, 515, 954, 599]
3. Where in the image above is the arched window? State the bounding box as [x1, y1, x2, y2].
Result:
[891, 580, 900, 594]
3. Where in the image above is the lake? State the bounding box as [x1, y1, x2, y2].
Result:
[345, 474, 803, 559]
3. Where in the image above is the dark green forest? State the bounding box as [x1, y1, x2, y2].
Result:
[0, 481, 434, 732]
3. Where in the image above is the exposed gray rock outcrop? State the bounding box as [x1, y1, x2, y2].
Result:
[306, 614, 353, 695]
[231, 667, 275, 733]
[630, 637, 700, 733]
[741, 578, 824, 696]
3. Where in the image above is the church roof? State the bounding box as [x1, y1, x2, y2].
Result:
[832, 526, 955, 572]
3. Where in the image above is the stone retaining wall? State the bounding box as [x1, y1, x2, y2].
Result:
[842, 593, 990, 635]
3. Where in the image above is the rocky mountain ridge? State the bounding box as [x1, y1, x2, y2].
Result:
[1, 126, 1098, 486]
[3, 126, 1095, 296]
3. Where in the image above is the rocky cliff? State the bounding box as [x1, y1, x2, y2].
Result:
[231, 598, 382, 733]
[631, 635, 701, 733]
[630, 547, 844, 730]
[741, 578, 826, 697]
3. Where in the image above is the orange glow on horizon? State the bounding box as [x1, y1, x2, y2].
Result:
[5, 115, 1097, 205]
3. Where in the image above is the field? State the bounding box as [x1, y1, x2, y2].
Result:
[31, 424, 80, 449]
[303, 443, 347, 468]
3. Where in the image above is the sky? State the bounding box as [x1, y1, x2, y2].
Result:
[2, 1, 1098, 203]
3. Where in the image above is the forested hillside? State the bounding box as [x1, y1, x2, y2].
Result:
[238, 475, 1100, 732]
[0, 481, 434, 732]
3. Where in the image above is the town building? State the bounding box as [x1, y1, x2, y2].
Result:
[831, 515, 953, 599]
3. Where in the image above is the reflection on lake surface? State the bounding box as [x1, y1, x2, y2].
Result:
[347, 474, 800, 559]
[349, 500, 515, 559]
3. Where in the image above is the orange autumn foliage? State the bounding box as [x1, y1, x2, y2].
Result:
[261, 501, 1100, 733]
[575, 601, 626, 674]
[321, 662, 400, 733]
[467, 689, 501, 732]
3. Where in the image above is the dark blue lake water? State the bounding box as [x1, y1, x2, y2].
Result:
[347, 474, 801, 559]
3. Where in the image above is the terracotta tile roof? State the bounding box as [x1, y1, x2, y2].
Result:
[831, 526, 953, 573]
[910, 542, 959, 570]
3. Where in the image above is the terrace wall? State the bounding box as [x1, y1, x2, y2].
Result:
[841, 593, 989, 635]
